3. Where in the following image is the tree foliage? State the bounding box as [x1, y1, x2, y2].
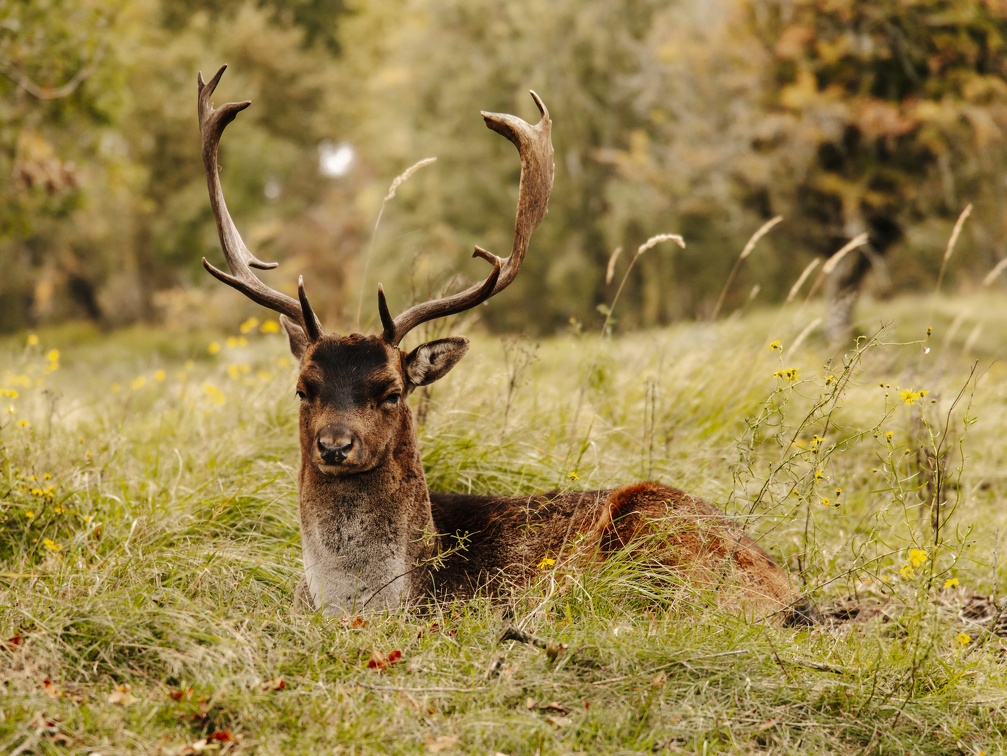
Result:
[2, 0, 1007, 334]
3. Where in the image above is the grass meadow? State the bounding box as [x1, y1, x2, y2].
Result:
[3, 291, 1007, 754]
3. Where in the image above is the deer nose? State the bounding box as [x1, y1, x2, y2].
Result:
[317, 426, 355, 464]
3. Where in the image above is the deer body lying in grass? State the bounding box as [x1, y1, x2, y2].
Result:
[198, 66, 809, 623]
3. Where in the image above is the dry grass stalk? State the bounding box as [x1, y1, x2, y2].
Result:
[786, 259, 820, 303]
[605, 247, 623, 286]
[637, 233, 686, 256]
[711, 217, 783, 321]
[601, 233, 684, 337]
[821, 233, 870, 275]
[982, 257, 1007, 287]
[356, 157, 439, 328]
[384, 157, 438, 202]
[786, 317, 821, 358]
[934, 203, 972, 296]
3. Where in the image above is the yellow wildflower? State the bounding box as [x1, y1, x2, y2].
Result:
[54, 505, 66, 514]
[537, 557, 556, 570]
[885, 431, 894, 442]
[26, 334, 39, 347]
[239, 317, 260, 334]
[208, 341, 221, 355]
[899, 388, 929, 406]
[899, 563, 914, 579]
[768, 340, 782, 352]
[5, 405, 14, 414]
[907, 549, 928, 568]
[0, 389, 18, 398]
[256, 371, 273, 383]
[46, 349, 60, 363]
[111, 382, 121, 394]
[260, 319, 281, 334]
[130, 375, 146, 391]
[154, 369, 166, 382]
[943, 577, 960, 589]
[568, 471, 580, 481]
[18, 419, 29, 428]
[25, 511, 34, 520]
[42, 538, 61, 552]
[225, 336, 248, 349]
[811, 435, 825, 451]
[820, 497, 830, 507]
[956, 632, 971, 646]
[814, 468, 825, 483]
[203, 383, 227, 405]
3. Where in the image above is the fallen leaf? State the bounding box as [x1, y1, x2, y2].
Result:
[42, 679, 61, 699]
[262, 677, 286, 691]
[170, 686, 193, 701]
[545, 715, 571, 728]
[538, 701, 570, 715]
[340, 615, 366, 629]
[3, 633, 22, 650]
[208, 730, 234, 742]
[107, 684, 136, 706]
[367, 649, 402, 669]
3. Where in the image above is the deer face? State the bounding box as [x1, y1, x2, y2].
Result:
[285, 323, 469, 476]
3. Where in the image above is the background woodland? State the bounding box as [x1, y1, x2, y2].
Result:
[3, 0, 1007, 335]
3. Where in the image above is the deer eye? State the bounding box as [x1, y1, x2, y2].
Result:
[296, 390, 307, 401]
[381, 392, 401, 407]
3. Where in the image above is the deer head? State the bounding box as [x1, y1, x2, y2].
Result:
[197, 66, 554, 611]
[197, 66, 552, 478]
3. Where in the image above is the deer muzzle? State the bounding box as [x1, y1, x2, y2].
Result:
[316, 425, 358, 467]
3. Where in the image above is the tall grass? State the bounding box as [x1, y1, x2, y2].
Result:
[2, 294, 1007, 753]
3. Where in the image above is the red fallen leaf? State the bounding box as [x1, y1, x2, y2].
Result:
[169, 687, 193, 701]
[340, 615, 366, 629]
[367, 650, 387, 669]
[4, 633, 22, 650]
[262, 677, 286, 691]
[209, 730, 233, 742]
[387, 649, 402, 666]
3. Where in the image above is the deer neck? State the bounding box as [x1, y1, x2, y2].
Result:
[297, 429, 435, 615]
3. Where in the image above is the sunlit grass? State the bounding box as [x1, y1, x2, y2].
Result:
[2, 292, 1007, 753]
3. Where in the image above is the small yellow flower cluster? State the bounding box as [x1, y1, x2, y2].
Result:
[956, 632, 971, 647]
[899, 388, 929, 406]
[898, 549, 928, 579]
[42, 538, 62, 552]
[226, 336, 248, 349]
[568, 471, 580, 481]
[239, 317, 260, 334]
[537, 557, 556, 570]
[810, 435, 825, 451]
[773, 367, 799, 381]
[44, 349, 60, 374]
[768, 339, 782, 352]
[0, 389, 18, 398]
[943, 577, 960, 589]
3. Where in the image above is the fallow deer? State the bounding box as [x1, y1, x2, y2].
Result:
[197, 66, 811, 623]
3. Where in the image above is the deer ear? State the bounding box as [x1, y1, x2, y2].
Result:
[404, 337, 469, 387]
[280, 315, 309, 360]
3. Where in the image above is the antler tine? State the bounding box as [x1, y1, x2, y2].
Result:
[382, 91, 554, 346]
[198, 65, 323, 336]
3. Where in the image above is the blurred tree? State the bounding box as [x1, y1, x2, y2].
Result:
[736, 0, 1007, 341]
[0, 0, 353, 331]
[332, 0, 685, 334]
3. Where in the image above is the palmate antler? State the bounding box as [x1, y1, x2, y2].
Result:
[197, 65, 554, 346]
